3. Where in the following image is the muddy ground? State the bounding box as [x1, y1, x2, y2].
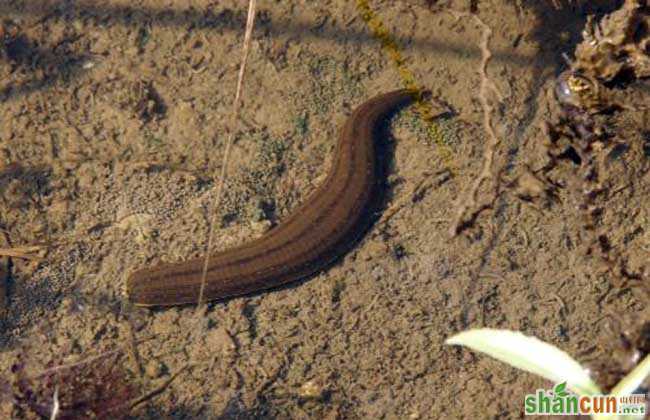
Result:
[0, 0, 649, 418]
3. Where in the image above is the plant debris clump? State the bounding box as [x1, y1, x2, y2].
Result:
[1, 352, 137, 419]
[527, 0, 650, 286]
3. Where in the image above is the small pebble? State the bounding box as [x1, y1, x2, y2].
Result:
[298, 379, 328, 400]
[145, 360, 165, 378]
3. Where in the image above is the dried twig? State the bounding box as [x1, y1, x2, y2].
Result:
[449, 11, 503, 236]
[129, 363, 192, 410]
[378, 169, 451, 225]
[0, 245, 46, 260]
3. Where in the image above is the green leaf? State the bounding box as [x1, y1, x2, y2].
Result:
[445, 329, 602, 397]
[592, 354, 650, 420]
[610, 353, 650, 398]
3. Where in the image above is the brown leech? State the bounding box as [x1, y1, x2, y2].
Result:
[127, 89, 419, 306]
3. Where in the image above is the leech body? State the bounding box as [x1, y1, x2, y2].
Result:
[127, 90, 418, 306]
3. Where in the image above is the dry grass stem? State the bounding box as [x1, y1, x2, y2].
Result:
[196, 0, 258, 311]
[49, 385, 59, 420]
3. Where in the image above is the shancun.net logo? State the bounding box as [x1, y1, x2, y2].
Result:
[524, 382, 646, 416]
